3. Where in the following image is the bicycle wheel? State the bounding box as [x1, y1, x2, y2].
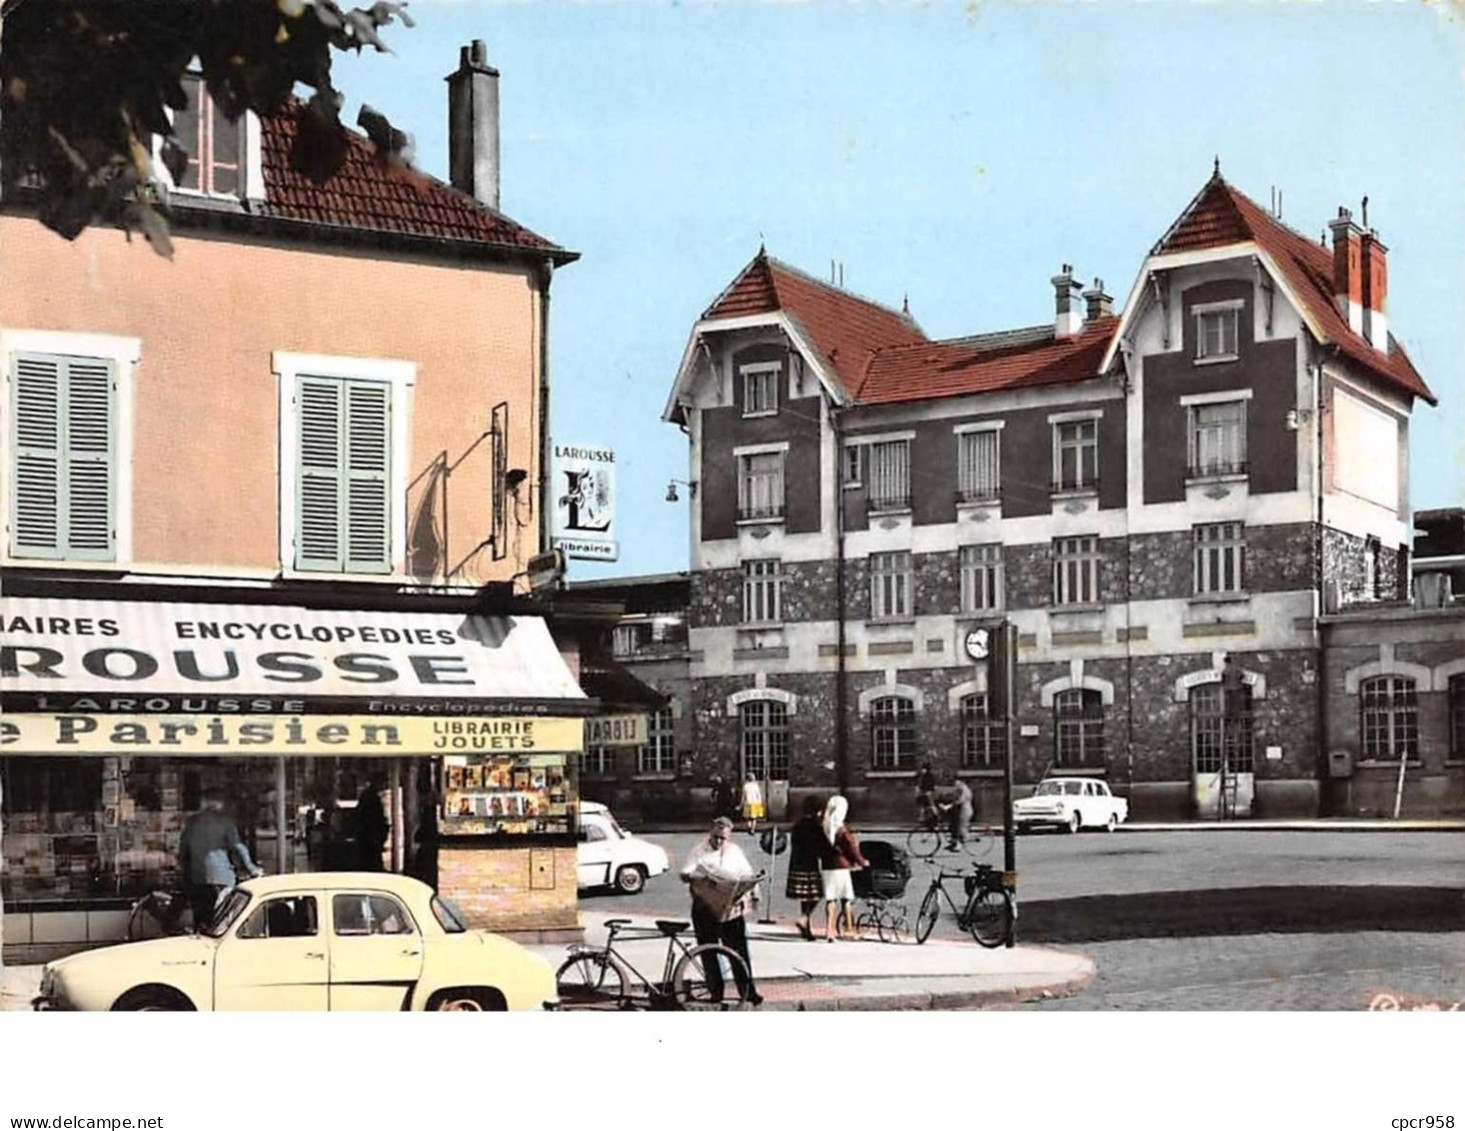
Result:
[965, 888, 1014, 949]
[554, 951, 630, 1009]
[965, 826, 997, 858]
[906, 826, 941, 859]
[914, 887, 941, 944]
[672, 944, 753, 1011]
[127, 892, 184, 942]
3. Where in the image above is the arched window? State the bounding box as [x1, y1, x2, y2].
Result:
[1054, 689, 1104, 767]
[1189, 683, 1254, 774]
[740, 700, 789, 781]
[1451, 675, 1465, 760]
[870, 696, 917, 770]
[1361, 676, 1417, 760]
[960, 693, 1006, 769]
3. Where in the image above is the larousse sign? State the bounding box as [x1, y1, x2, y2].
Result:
[0, 598, 587, 708]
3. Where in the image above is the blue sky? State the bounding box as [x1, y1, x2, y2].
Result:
[334, 0, 1465, 582]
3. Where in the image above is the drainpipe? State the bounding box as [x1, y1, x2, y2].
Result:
[537, 258, 554, 557]
[831, 401, 849, 797]
[1313, 344, 1331, 814]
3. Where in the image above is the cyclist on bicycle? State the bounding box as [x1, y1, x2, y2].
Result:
[179, 792, 263, 927]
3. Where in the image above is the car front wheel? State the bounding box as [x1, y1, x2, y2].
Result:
[430, 987, 507, 1012]
[614, 865, 647, 895]
[1067, 810, 1082, 834]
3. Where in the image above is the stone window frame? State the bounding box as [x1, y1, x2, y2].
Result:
[958, 692, 1005, 770]
[1188, 682, 1255, 775]
[740, 361, 780, 419]
[1182, 389, 1252, 479]
[738, 698, 790, 782]
[1049, 410, 1100, 495]
[1053, 689, 1105, 769]
[960, 542, 1004, 613]
[636, 706, 678, 777]
[1358, 675, 1419, 763]
[1193, 521, 1247, 596]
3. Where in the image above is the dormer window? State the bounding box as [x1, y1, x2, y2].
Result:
[741, 362, 780, 417]
[1194, 301, 1241, 362]
[172, 76, 244, 198]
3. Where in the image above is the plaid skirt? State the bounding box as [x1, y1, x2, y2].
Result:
[785, 867, 823, 901]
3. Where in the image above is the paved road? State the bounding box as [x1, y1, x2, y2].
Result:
[587, 826, 1465, 1008]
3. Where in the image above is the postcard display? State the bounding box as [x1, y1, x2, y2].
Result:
[1, 757, 286, 902]
[439, 754, 572, 836]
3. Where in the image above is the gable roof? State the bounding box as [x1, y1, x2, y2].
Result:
[1153, 173, 1434, 405]
[702, 252, 926, 397]
[253, 102, 575, 263]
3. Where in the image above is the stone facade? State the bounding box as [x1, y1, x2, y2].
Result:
[1324, 526, 1406, 610]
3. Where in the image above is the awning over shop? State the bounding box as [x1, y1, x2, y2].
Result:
[579, 661, 670, 712]
[0, 597, 590, 716]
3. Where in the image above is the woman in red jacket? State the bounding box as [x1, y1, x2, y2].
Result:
[818, 795, 868, 941]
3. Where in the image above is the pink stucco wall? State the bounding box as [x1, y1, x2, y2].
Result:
[0, 216, 543, 585]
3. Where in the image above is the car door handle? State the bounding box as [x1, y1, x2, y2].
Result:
[400, 949, 421, 958]
[304, 951, 325, 960]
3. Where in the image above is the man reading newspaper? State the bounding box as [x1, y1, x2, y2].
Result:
[679, 816, 764, 1006]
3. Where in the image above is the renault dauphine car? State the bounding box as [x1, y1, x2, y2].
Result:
[33, 872, 557, 1012]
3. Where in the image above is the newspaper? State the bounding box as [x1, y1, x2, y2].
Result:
[689, 872, 764, 920]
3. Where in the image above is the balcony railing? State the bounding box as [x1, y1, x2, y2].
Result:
[1050, 477, 1099, 495]
[868, 493, 912, 513]
[738, 503, 785, 522]
[956, 485, 1001, 504]
[1187, 460, 1249, 479]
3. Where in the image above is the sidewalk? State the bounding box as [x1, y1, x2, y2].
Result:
[634, 817, 1465, 835]
[1, 918, 1093, 1013]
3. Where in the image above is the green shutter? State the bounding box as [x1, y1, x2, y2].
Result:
[344, 380, 391, 573]
[294, 375, 392, 574]
[296, 377, 343, 571]
[64, 358, 115, 558]
[9, 352, 114, 561]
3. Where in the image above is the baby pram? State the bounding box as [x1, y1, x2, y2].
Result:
[852, 840, 913, 942]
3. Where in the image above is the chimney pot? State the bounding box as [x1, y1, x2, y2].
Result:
[1082, 277, 1114, 321]
[1051, 265, 1086, 337]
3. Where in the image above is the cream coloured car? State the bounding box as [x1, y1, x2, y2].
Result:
[33, 872, 557, 1012]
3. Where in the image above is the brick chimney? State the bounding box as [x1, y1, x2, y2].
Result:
[1328, 207, 1364, 336]
[1082, 278, 1113, 321]
[1361, 226, 1389, 352]
[1052, 264, 1085, 337]
[447, 40, 500, 212]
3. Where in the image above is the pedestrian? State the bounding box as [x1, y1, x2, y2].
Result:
[784, 795, 825, 940]
[741, 772, 765, 828]
[916, 762, 938, 826]
[709, 774, 733, 821]
[679, 816, 764, 1006]
[818, 795, 868, 941]
[947, 776, 973, 851]
[178, 791, 263, 928]
[354, 777, 389, 871]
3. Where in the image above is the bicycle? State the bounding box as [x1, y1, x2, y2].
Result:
[555, 917, 756, 1011]
[126, 889, 195, 941]
[905, 808, 996, 861]
[912, 860, 1015, 948]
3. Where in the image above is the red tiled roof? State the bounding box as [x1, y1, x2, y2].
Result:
[702, 254, 926, 396]
[1155, 175, 1434, 405]
[859, 318, 1119, 406]
[254, 104, 572, 260]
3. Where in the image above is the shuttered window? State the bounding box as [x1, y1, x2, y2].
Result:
[295, 376, 392, 573]
[9, 352, 115, 561]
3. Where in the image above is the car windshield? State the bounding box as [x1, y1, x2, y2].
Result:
[431, 895, 469, 934]
[607, 815, 630, 839]
[200, 889, 250, 938]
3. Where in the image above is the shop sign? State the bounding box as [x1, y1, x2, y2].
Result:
[583, 713, 648, 747]
[0, 597, 588, 704]
[550, 442, 618, 561]
[0, 714, 586, 756]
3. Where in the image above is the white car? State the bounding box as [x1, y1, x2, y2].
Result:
[32, 873, 557, 1012]
[576, 801, 670, 894]
[1014, 778, 1129, 834]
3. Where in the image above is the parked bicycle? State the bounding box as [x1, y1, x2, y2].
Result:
[126, 889, 195, 941]
[555, 917, 755, 1011]
[913, 860, 1015, 948]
